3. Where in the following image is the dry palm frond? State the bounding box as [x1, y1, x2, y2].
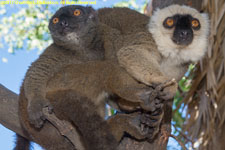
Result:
[184, 0, 225, 149]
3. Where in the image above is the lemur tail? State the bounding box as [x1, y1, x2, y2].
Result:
[14, 134, 31, 150]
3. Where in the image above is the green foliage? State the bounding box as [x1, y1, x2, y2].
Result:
[0, 1, 82, 55]
[173, 92, 185, 129]
[0, 0, 147, 55]
[114, 0, 148, 13]
[172, 65, 196, 149]
[172, 64, 195, 132]
[0, 5, 53, 54]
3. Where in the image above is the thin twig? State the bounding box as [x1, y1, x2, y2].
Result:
[173, 124, 194, 144]
[169, 134, 187, 150]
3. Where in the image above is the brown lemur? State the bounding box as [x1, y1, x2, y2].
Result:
[99, 5, 209, 83]
[48, 5, 210, 142]
[96, 4, 209, 140]
[15, 5, 160, 150]
[15, 5, 114, 150]
[23, 5, 104, 129]
[97, 5, 209, 108]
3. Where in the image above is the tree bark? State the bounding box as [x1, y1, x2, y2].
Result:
[0, 84, 170, 150]
[0, 84, 28, 139]
[184, 0, 225, 149]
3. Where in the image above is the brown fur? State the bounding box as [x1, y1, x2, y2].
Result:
[18, 6, 181, 150]
[98, 7, 208, 86]
[24, 42, 103, 100]
[17, 6, 157, 150]
[19, 59, 164, 149]
[19, 87, 77, 150]
[97, 8, 178, 112]
[98, 7, 176, 86]
[16, 5, 111, 150]
[98, 7, 149, 34]
[23, 5, 104, 129]
[19, 87, 119, 150]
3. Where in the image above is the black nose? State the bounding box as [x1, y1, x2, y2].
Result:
[60, 20, 68, 28]
[179, 30, 189, 38]
[172, 28, 193, 45]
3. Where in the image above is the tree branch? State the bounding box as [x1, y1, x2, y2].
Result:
[42, 107, 85, 150]
[0, 84, 28, 139]
[0, 84, 86, 150]
[0, 83, 170, 150]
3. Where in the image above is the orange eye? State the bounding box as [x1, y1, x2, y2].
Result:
[74, 9, 81, 16]
[192, 19, 200, 28]
[53, 17, 59, 24]
[166, 18, 174, 27]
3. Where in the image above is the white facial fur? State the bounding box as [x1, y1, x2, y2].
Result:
[149, 5, 210, 63]
[66, 32, 80, 46]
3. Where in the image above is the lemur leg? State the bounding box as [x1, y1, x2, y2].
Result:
[141, 109, 164, 141]
[107, 110, 165, 142]
[48, 89, 118, 150]
[106, 63, 165, 112]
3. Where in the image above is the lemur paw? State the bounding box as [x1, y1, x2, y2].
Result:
[138, 79, 177, 111]
[155, 79, 177, 101]
[141, 110, 164, 127]
[126, 111, 164, 140]
[27, 97, 53, 128]
[125, 112, 150, 140]
[137, 88, 163, 112]
[141, 110, 164, 140]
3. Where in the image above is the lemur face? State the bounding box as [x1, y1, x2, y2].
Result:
[48, 5, 97, 46]
[163, 14, 201, 46]
[149, 5, 210, 62]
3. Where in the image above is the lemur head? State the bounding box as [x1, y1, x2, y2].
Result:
[149, 5, 210, 62]
[49, 5, 97, 49]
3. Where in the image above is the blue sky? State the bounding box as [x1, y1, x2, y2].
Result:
[0, 0, 180, 149]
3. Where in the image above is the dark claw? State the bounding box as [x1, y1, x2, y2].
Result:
[144, 113, 151, 117]
[137, 86, 167, 112]
[126, 111, 164, 140]
[155, 99, 161, 105]
[151, 109, 161, 116]
[155, 103, 163, 109]
[47, 105, 53, 114]
[143, 125, 149, 134]
[148, 127, 154, 134]
[140, 123, 145, 132]
[147, 127, 159, 140]
[35, 120, 43, 128]
[40, 113, 46, 120]
[160, 94, 175, 101]
[156, 79, 177, 101]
